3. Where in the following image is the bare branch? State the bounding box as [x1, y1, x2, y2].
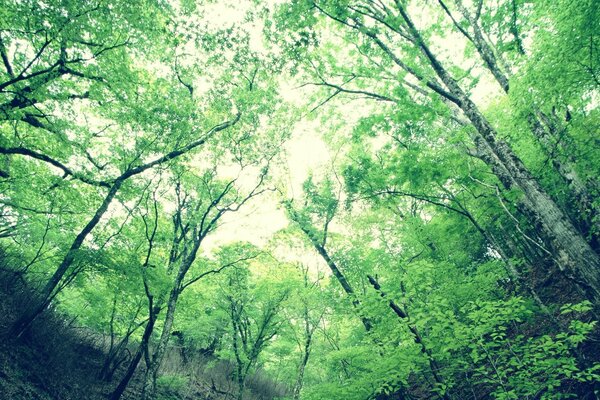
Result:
[181, 253, 260, 291]
[309, 80, 398, 103]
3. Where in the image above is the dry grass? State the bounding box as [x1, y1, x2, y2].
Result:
[0, 249, 289, 400]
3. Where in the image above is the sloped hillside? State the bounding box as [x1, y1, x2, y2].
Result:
[0, 253, 287, 400]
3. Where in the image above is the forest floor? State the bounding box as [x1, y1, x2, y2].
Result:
[0, 269, 138, 400]
[0, 269, 286, 400]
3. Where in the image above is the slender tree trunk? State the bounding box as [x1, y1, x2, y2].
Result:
[292, 346, 310, 400]
[142, 284, 182, 399]
[367, 275, 449, 400]
[286, 204, 373, 331]
[10, 180, 122, 337]
[110, 302, 160, 400]
[100, 296, 126, 382]
[230, 303, 246, 400]
[451, 0, 510, 92]
[237, 374, 246, 400]
[141, 239, 203, 399]
[292, 306, 314, 400]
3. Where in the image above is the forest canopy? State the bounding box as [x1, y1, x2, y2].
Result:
[0, 0, 599, 399]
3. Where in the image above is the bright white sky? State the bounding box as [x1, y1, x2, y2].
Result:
[199, 0, 504, 254]
[195, 2, 333, 253]
[202, 119, 331, 252]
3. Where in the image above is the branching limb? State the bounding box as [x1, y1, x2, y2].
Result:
[181, 253, 260, 291]
[0, 34, 15, 77]
[0, 145, 111, 187]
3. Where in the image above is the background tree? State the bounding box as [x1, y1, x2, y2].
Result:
[219, 258, 292, 400]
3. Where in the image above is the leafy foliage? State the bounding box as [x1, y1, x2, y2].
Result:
[1, 1, 599, 400]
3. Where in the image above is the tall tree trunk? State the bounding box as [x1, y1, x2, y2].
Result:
[446, 0, 597, 240]
[141, 236, 204, 399]
[110, 301, 161, 400]
[396, 4, 600, 311]
[10, 180, 122, 337]
[450, 0, 510, 92]
[142, 284, 182, 399]
[292, 306, 314, 400]
[367, 275, 449, 400]
[230, 302, 247, 400]
[237, 373, 246, 400]
[286, 204, 373, 331]
[292, 346, 310, 400]
[8, 114, 239, 338]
